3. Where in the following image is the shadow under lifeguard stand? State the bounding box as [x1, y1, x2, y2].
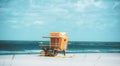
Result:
[40, 32, 68, 56]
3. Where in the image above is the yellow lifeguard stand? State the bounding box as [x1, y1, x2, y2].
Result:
[40, 32, 68, 56]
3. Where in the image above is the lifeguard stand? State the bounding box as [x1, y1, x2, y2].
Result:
[40, 32, 68, 56]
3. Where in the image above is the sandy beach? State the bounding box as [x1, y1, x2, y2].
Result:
[0, 53, 120, 66]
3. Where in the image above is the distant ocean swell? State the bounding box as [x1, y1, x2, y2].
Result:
[0, 40, 120, 54]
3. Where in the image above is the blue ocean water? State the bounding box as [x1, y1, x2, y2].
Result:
[0, 40, 120, 55]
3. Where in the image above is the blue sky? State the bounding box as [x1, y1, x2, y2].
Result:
[0, 0, 120, 42]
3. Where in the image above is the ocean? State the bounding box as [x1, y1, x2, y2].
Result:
[0, 40, 120, 55]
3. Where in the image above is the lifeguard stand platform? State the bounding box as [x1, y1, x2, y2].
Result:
[40, 32, 68, 56]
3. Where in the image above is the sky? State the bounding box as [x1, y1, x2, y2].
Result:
[0, 0, 120, 42]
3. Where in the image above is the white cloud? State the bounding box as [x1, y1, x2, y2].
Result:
[12, 12, 19, 16]
[76, 21, 84, 26]
[28, 0, 69, 16]
[25, 23, 32, 27]
[11, 25, 20, 29]
[24, 20, 44, 27]
[9, 20, 17, 24]
[95, 22, 107, 30]
[5, 18, 18, 24]
[74, 0, 104, 12]
[46, 7, 69, 16]
[52, 0, 67, 3]
[79, 21, 107, 30]
[28, 0, 105, 14]
[93, 1, 103, 8]
[24, 13, 38, 16]
[29, 0, 37, 8]
[74, 0, 89, 12]
[33, 20, 44, 25]
[87, 21, 117, 31]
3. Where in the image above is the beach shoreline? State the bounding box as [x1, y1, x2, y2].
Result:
[0, 53, 120, 66]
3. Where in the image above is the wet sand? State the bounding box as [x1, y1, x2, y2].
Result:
[0, 53, 120, 66]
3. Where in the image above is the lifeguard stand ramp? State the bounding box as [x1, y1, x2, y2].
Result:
[40, 32, 68, 56]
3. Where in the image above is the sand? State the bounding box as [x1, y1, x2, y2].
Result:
[0, 53, 120, 66]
